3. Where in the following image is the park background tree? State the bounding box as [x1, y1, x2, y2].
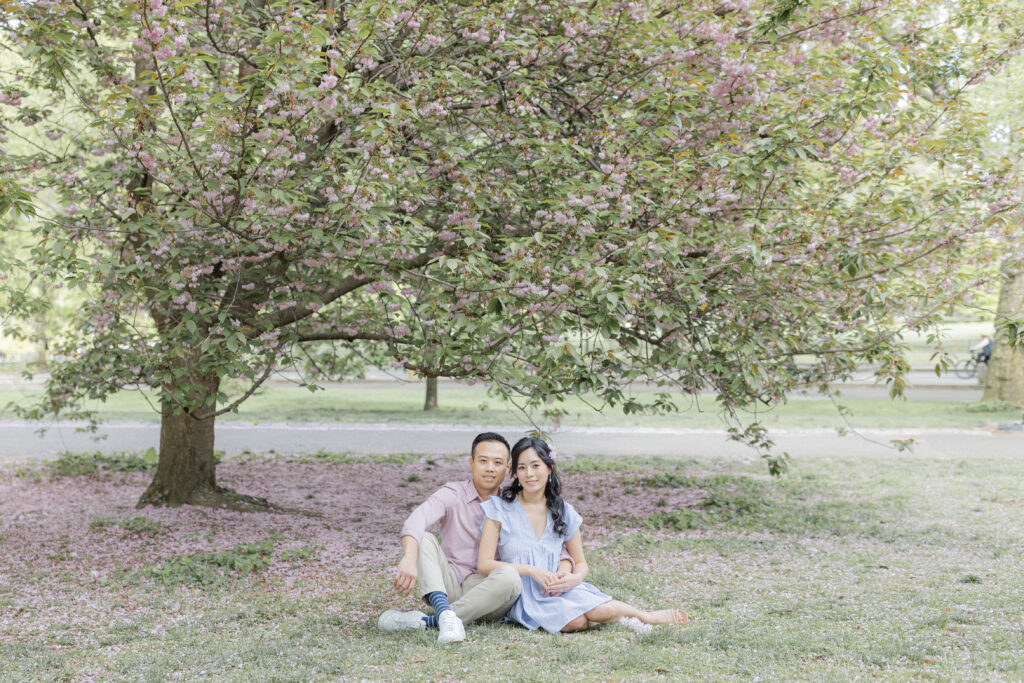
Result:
[966, 53, 1024, 403]
[424, 376, 438, 412]
[1, 0, 1021, 508]
[983, 258, 1024, 403]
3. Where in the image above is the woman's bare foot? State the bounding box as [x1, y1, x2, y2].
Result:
[641, 608, 688, 626]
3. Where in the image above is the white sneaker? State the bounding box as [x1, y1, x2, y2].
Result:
[377, 609, 427, 633]
[436, 610, 465, 645]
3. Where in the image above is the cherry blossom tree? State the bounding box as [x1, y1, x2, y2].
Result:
[1, 0, 1020, 508]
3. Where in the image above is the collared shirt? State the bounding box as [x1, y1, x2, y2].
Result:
[401, 479, 488, 584]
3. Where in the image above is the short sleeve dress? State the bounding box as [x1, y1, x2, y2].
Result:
[481, 496, 612, 634]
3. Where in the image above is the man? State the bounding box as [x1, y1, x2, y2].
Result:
[970, 334, 994, 364]
[377, 432, 522, 644]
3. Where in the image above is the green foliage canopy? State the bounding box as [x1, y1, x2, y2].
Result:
[1, 0, 1021, 452]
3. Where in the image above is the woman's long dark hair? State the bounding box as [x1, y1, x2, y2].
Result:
[501, 436, 567, 537]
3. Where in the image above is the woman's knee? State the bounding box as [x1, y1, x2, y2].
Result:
[584, 602, 616, 622]
[561, 616, 589, 633]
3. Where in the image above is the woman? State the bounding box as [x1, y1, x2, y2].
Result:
[477, 436, 688, 634]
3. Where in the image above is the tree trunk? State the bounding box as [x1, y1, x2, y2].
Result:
[137, 368, 269, 510]
[35, 320, 48, 368]
[983, 259, 1024, 404]
[424, 376, 438, 411]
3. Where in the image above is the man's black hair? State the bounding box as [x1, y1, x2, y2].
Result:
[471, 432, 510, 458]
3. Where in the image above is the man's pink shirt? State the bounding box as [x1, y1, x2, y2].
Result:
[400, 479, 488, 584]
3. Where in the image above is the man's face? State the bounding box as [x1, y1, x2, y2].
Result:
[469, 440, 510, 496]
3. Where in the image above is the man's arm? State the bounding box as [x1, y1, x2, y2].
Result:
[394, 535, 419, 596]
[543, 531, 588, 596]
[558, 544, 575, 572]
[547, 549, 575, 596]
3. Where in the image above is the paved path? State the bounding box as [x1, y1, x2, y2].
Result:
[0, 366, 1005, 463]
[1, 420, 1020, 463]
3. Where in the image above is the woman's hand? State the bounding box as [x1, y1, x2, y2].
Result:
[530, 567, 559, 586]
[543, 571, 583, 597]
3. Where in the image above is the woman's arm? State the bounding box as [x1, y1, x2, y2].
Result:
[476, 518, 505, 576]
[477, 518, 556, 583]
[543, 530, 588, 595]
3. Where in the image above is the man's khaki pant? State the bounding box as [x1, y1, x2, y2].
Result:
[417, 533, 521, 623]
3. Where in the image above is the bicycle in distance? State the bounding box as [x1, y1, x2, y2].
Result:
[955, 335, 993, 381]
[954, 353, 989, 380]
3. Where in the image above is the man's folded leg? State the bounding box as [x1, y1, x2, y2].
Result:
[417, 533, 466, 643]
[379, 533, 463, 640]
[377, 609, 427, 632]
[451, 565, 522, 624]
[415, 533, 462, 600]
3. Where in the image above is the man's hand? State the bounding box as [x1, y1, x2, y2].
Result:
[394, 552, 418, 596]
[543, 571, 582, 597]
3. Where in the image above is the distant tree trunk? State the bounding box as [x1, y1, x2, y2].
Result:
[35, 320, 48, 368]
[983, 259, 1024, 404]
[136, 360, 267, 510]
[424, 376, 438, 411]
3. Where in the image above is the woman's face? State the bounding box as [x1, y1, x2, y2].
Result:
[516, 447, 550, 495]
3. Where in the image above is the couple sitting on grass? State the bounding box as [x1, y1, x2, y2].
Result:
[378, 432, 688, 644]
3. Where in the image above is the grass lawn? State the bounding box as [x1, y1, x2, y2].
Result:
[1, 448, 1022, 681]
[0, 381, 1018, 431]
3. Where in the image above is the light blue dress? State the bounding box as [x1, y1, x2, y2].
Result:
[481, 496, 612, 633]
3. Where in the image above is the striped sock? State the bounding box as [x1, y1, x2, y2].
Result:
[422, 591, 451, 629]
